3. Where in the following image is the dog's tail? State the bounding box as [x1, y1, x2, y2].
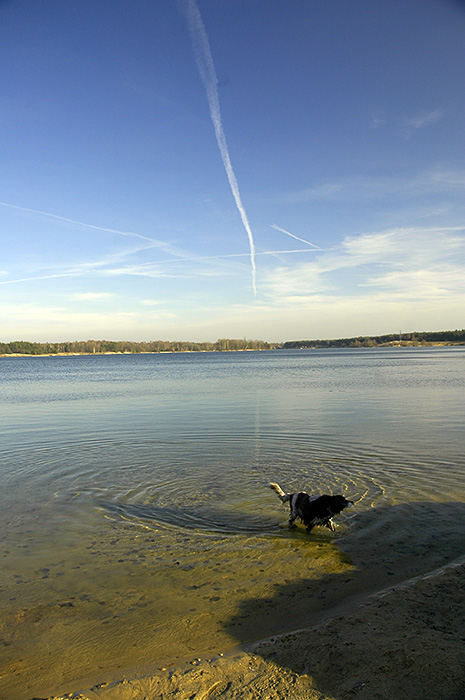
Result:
[269, 482, 291, 503]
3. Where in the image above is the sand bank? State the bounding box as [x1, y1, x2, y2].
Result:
[47, 561, 465, 700]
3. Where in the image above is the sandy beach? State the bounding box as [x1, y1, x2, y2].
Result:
[47, 560, 465, 700]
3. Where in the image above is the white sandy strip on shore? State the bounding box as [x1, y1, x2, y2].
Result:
[48, 561, 465, 700]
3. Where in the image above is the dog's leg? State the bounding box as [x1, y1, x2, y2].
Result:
[288, 508, 298, 528]
[288, 494, 299, 528]
[325, 519, 336, 531]
[288, 516, 297, 528]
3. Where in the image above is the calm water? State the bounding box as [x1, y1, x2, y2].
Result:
[1, 348, 465, 699]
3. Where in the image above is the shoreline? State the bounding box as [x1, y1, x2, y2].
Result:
[0, 348, 269, 358]
[1, 342, 464, 358]
[46, 560, 465, 700]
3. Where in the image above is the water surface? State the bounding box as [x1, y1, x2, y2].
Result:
[1, 348, 464, 699]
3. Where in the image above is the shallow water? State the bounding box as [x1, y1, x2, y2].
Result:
[1, 348, 464, 699]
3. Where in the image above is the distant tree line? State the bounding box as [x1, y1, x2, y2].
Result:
[2, 330, 464, 356]
[283, 329, 465, 349]
[0, 338, 276, 356]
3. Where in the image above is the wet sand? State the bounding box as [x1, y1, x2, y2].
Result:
[47, 561, 465, 700]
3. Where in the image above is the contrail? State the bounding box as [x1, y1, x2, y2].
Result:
[182, 0, 257, 294]
[0, 200, 153, 242]
[0, 249, 319, 286]
[271, 224, 321, 249]
[0, 200, 194, 260]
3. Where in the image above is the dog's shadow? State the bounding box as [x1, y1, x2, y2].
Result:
[223, 500, 465, 699]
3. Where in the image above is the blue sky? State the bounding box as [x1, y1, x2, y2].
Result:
[1, 0, 464, 342]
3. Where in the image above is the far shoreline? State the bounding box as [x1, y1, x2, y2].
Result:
[1, 342, 464, 358]
[0, 348, 266, 358]
[2, 329, 464, 357]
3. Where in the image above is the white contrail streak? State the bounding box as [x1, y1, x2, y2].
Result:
[182, 0, 257, 294]
[0, 200, 195, 260]
[0, 200, 153, 242]
[271, 224, 321, 249]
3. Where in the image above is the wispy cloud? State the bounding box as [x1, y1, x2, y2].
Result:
[282, 167, 465, 204]
[369, 115, 387, 130]
[260, 225, 465, 301]
[430, 169, 465, 187]
[0, 199, 258, 285]
[362, 264, 465, 298]
[0, 241, 321, 288]
[404, 108, 443, 130]
[181, 0, 257, 294]
[0, 302, 178, 341]
[2, 224, 464, 342]
[368, 109, 444, 137]
[72, 292, 116, 301]
[285, 182, 345, 203]
[402, 109, 444, 139]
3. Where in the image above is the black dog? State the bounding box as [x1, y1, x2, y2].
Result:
[270, 482, 353, 532]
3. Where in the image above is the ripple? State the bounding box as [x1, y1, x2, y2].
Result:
[1, 430, 464, 532]
[98, 499, 279, 536]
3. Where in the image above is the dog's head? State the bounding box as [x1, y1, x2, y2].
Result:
[332, 495, 354, 513]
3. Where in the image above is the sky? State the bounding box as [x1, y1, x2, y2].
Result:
[1, 0, 464, 343]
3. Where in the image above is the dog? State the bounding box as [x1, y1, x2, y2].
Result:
[269, 482, 353, 532]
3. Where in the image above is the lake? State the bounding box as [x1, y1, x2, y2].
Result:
[1, 348, 465, 699]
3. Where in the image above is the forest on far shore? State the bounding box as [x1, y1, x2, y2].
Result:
[1, 330, 464, 356]
[0, 338, 276, 355]
[283, 329, 465, 348]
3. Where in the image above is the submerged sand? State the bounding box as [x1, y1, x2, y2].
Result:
[48, 561, 465, 700]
